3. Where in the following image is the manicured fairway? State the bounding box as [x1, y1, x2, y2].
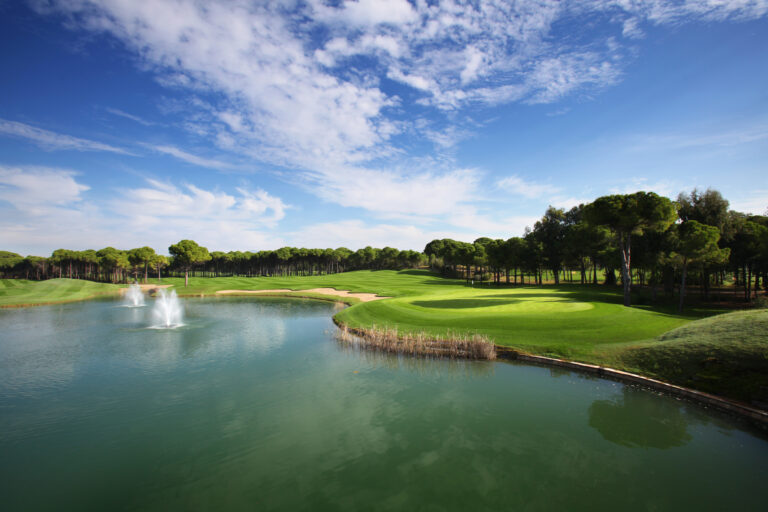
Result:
[130, 270, 716, 359]
[0, 278, 121, 307]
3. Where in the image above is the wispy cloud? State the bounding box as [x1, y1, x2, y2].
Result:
[30, 0, 768, 225]
[0, 118, 132, 154]
[105, 107, 155, 126]
[0, 166, 288, 254]
[113, 179, 287, 229]
[288, 218, 523, 251]
[0, 166, 89, 212]
[609, 178, 679, 197]
[149, 144, 235, 170]
[496, 175, 562, 199]
[628, 126, 768, 151]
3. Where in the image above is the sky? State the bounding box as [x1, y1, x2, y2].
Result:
[0, 0, 767, 256]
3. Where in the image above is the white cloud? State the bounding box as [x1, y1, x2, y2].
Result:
[113, 179, 286, 229]
[312, 167, 480, 219]
[549, 196, 592, 210]
[0, 118, 131, 154]
[496, 175, 562, 199]
[290, 219, 494, 251]
[609, 178, 678, 197]
[0, 166, 89, 214]
[622, 17, 644, 39]
[149, 144, 235, 170]
[105, 107, 155, 126]
[628, 126, 768, 151]
[315, 0, 419, 27]
[0, 166, 288, 254]
[524, 52, 621, 104]
[28, 0, 768, 227]
[445, 207, 539, 237]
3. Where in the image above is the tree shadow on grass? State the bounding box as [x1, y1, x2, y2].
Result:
[412, 298, 523, 309]
[475, 292, 607, 305]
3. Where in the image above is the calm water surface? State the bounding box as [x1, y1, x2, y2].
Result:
[1, 298, 766, 511]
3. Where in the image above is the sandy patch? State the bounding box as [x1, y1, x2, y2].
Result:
[120, 284, 173, 294]
[216, 288, 388, 302]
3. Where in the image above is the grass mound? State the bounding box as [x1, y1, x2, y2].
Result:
[615, 309, 768, 406]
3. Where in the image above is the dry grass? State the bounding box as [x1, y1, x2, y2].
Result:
[336, 323, 496, 360]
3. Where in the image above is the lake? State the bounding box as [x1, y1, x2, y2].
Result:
[1, 297, 766, 511]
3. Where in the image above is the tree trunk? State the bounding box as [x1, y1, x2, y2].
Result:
[620, 233, 631, 307]
[743, 264, 748, 301]
[185, 270, 189, 288]
[702, 269, 709, 300]
[678, 260, 688, 313]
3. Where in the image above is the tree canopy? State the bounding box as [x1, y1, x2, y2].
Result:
[585, 192, 677, 306]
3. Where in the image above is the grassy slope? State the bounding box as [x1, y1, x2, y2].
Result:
[602, 309, 768, 405]
[6, 270, 764, 405]
[0, 278, 122, 307]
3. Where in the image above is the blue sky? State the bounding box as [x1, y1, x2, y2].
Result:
[1, 0, 766, 255]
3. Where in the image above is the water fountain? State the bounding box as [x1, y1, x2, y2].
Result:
[151, 289, 183, 328]
[124, 283, 145, 307]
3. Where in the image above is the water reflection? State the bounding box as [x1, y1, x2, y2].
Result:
[3, 298, 768, 511]
[588, 387, 692, 449]
[335, 337, 495, 379]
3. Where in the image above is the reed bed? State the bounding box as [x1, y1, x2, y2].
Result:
[336, 323, 496, 360]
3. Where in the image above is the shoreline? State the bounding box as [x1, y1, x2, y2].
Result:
[494, 346, 768, 427]
[332, 316, 768, 427]
[4, 286, 766, 424]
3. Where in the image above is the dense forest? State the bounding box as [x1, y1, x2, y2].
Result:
[2, 188, 766, 308]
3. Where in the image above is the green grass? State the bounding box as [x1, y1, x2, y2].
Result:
[4, 270, 765, 406]
[0, 278, 122, 307]
[152, 269, 443, 298]
[602, 309, 768, 405]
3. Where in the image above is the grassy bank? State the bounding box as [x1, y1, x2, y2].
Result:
[4, 270, 765, 406]
[603, 309, 768, 406]
[0, 278, 122, 307]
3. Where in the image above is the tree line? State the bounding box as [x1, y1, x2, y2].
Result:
[425, 189, 767, 310]
[0, 243, 426, 287]
[1, 188, 765, 309]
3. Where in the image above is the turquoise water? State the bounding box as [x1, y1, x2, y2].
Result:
[1, 297, 766, 511]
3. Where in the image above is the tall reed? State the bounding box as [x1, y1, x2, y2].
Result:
[336, 323, 496, 360]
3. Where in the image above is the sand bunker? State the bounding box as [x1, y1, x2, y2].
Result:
[216, 287, 388, 302]
[120, 284, 173, 294]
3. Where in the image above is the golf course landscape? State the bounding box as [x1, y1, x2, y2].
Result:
[3, 269, 766, 407]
